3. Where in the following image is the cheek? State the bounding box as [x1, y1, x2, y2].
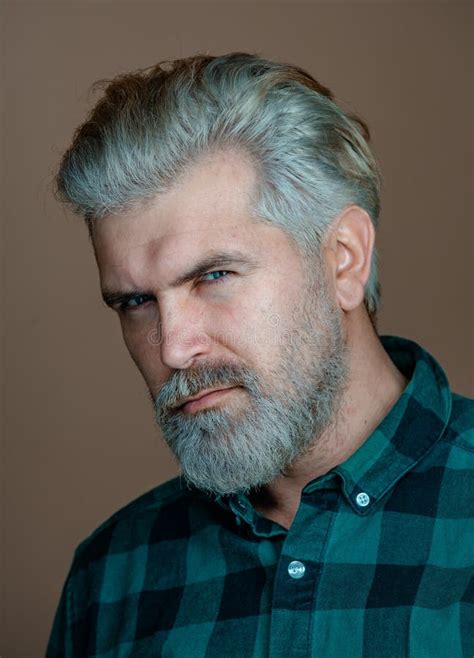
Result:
[224, 297, 290, 362]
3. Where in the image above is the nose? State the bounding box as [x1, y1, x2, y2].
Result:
[156, 299, 213, 370]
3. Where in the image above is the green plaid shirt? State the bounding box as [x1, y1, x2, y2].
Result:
[46, 335, 474, 658]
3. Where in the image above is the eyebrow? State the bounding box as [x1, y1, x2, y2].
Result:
[101, 249, 259, 308]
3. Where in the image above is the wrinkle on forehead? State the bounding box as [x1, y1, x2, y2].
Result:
[124, 223, 250, 255]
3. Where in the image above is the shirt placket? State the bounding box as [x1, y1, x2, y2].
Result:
[268, 478, 341, 658]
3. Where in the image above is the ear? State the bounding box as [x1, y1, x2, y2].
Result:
[323, 205, 375, 312]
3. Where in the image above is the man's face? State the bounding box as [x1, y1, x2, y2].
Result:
[93, 150, 349, 496]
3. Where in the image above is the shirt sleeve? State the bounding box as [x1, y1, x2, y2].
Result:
[44, 553, 77, 658]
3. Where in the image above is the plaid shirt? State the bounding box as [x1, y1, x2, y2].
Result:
[45, 335, 474, 658]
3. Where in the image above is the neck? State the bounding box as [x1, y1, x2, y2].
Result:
[249, 311, 408, 530]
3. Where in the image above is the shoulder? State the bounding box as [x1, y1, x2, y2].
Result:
[71, 475, 197, 570]
[431, 391, 474, 513]
[442, 391, 474, 454]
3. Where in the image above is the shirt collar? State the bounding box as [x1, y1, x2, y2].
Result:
[312, 334, 452, 514]
[215, 335, 453, 521]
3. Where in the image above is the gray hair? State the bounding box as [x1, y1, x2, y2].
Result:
[55, 52, 382, 324]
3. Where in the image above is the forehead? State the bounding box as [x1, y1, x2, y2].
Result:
[93, 150, 300, 290]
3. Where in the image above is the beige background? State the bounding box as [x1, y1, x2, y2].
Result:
[1, 2, 473, 656]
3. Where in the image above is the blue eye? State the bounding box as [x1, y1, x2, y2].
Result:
[201, 270, 231, 284]
[119, 294, 153, 312]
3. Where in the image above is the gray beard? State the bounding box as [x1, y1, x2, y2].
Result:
[153, 275, 349, 496]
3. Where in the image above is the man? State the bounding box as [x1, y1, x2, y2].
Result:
[46, 53, 473, 657]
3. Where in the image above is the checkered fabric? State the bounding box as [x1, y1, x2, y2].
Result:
[45, 335, 474, 657]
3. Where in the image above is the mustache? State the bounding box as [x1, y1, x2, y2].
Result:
[154, 361, 259, 417]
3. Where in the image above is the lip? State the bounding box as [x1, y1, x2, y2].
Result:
[179, 386, 238, 413]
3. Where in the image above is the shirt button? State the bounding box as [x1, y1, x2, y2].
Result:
[288, 560, 306, 579]
[233, 497, 246, 511]
[356, 492, 370, 507]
